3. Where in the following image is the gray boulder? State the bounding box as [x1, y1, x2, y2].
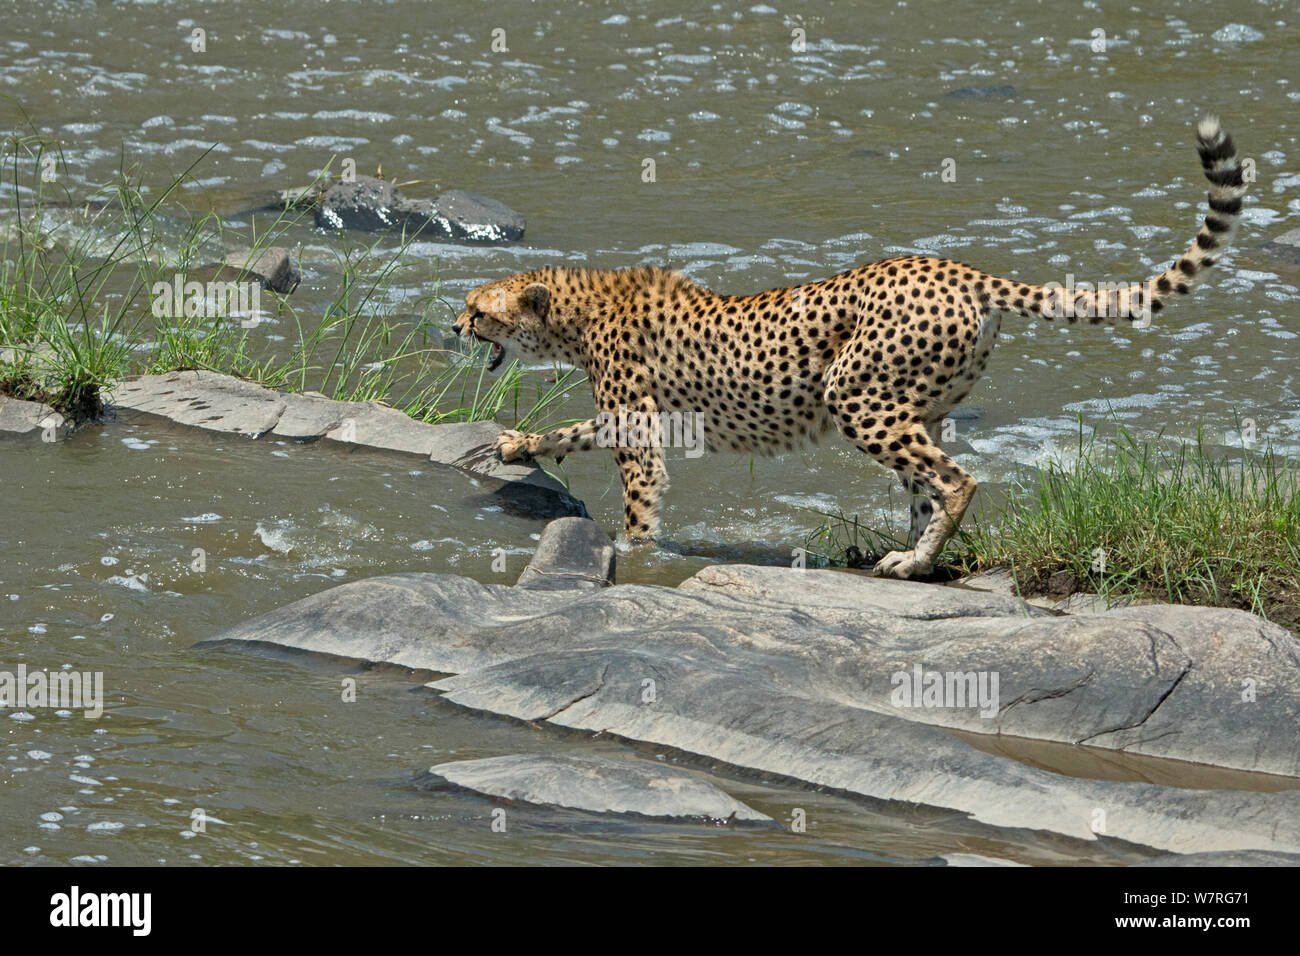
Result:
[0, 394, 67, 438]
[217, 246, 301, 294]
[418, 752, 770, 823]
[202, 564, 1300, 856]
[314, 176, 405, 231]
[516, 517, 615, 589]
[313, 176, 524, 242]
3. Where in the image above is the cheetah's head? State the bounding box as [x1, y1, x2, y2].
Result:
[452, 274, 554, 371]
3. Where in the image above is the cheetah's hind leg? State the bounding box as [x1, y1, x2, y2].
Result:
[825, 395, 975, 578]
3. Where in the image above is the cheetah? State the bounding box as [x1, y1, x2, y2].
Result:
[452, 118, 1247, 579]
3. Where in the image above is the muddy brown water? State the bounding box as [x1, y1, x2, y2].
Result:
[2, 1, 1298, 865]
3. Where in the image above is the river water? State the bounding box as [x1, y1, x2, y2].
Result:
[1, 0, 1297, 865]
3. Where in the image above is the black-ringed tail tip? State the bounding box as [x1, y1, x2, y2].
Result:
[982, 114, 1249, 323]
[1147, 114, 1246, 313]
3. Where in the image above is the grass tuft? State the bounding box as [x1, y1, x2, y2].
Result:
[806, 424, 1300, 628]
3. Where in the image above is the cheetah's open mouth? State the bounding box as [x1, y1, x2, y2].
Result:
[469, 331, 506, 372]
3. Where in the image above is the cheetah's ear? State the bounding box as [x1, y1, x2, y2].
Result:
[521, 283, 550, 321]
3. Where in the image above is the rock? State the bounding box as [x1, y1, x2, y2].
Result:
[110, 375, 585, 519]
[427, 421, 588, 519]
[950, 567, 1019, 596]
[323, 400, 453, 457]
[0, 394, 66, 438]
[217, 246, 301, 295]
[944, 405, 984, 422]
[271, 392, 351, 440]
[314, 176, 404, 231]
[398, 190, 526, 243]
[418, 752, 770, 823]
[1261, 228, 1300, 267]
[516, 517, 615, 590]
[278, 184, 325, 210]
[1134, 850, 1300, 867]
[945, 85, 1017, 100]
[202, 564, 1300, 855]
[110, 371, 286, 437]
[311, 176, 524, 243]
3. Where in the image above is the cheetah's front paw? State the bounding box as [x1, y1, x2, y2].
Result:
[493, 429, 537, 464]
[873, 549, 932, 580]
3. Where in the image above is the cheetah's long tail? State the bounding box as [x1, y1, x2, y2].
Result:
[984, 116, 1247, 325]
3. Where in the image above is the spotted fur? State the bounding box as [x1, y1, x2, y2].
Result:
[452, 117, 1246, 578]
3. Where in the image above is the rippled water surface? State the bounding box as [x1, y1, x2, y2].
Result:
[2, 0, 1298, 865]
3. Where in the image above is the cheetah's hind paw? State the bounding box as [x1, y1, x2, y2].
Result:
[872, 549, 932, 580]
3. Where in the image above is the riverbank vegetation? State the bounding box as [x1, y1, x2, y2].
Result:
[804, 425, 1300, 629]
[0, 127, 582, 430]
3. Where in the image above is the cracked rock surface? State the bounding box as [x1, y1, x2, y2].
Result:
[204, 563, 1300, 856]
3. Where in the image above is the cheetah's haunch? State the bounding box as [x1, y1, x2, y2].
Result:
[453, 118, 1248, 578]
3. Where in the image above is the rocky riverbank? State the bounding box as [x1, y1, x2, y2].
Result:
[202, 516, 1300, 864]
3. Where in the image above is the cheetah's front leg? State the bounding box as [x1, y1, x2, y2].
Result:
[494, 418, 601, 465]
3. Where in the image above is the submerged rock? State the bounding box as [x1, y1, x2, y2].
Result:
[203, 564, 1300, 856]
[945, 85, 1017, 100]
[419, 752, 771, 823]
[516, 517, 615, 589]
[1261, 227, 1300, 267]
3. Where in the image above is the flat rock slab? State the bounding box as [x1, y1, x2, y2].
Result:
[108, 372, 586, 518]
[419, 752, 770, 823]
[0, 394, 67, 438]
[516, 517, 615, 589]
[203, 565, 1300, 856]
[110, 371, 286, 436]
